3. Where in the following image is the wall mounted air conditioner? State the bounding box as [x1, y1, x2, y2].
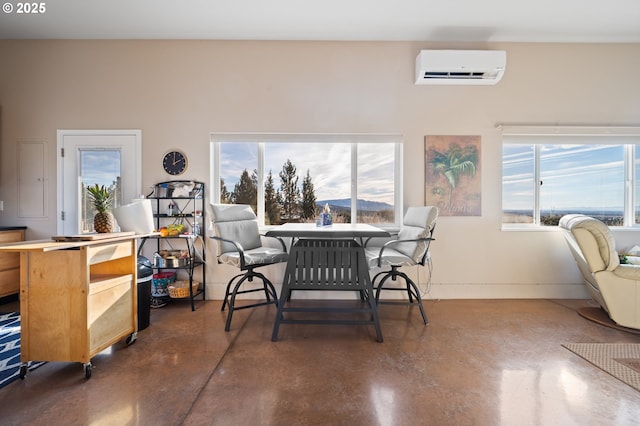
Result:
[415, 50, 507, 85]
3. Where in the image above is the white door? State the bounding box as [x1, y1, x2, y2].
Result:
[57, 130, 142, 235]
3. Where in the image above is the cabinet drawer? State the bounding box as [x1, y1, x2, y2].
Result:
[87, 241, 133, 265]
[0, 230, 24, 272]
[88, 275, 134, 353]
[0, 230, 24, 244]
[0, 251, 19, 271]
[0, 268, 19, 297]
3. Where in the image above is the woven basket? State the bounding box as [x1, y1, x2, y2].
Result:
[167, 280, 199, 298]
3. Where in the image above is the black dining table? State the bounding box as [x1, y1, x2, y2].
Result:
[266, 223, 390, 342]
[265, 222, 390, 239]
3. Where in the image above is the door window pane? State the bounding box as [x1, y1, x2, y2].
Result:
[79, 149, 121, 233]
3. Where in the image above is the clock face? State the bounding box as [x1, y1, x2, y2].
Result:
[162, 150, 187, 175]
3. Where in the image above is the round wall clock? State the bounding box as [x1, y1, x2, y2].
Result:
[162, 150, 187, 175]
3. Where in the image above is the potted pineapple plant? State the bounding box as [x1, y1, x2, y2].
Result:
[87, 184, 115, 233]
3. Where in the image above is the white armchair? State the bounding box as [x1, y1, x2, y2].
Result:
[559, 214, 640, 329]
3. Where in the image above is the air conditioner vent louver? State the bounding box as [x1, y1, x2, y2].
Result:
[424, 71, 490, 79]
[415, 50, 506, 85]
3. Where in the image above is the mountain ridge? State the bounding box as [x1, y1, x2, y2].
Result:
[317, 198, 393, 212]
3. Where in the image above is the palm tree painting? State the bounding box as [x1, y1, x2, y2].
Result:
[425, 135, 481, 216]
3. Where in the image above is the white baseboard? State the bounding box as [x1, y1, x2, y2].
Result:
[203, 281, 590, 301]
[424, 282, 590, 299]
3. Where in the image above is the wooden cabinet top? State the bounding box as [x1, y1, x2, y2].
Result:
[0, 232, 155, 253]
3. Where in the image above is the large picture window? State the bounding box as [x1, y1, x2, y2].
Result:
[210, 134, 403, 226]
[501, 126, 640, 227]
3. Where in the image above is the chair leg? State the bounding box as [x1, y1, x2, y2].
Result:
[221, 273, 246, 312]
[371, 270, 387, 294]
[397, 272, 428, 325]
[225, 274, 252, 331]
[253, 271, 279, 307]
[375, 267, 428, 325]
[374, 273, 394, 302]
[262, 279, 272, 302]
[406, 282, 414, 303]
[223, 269, 280, 332]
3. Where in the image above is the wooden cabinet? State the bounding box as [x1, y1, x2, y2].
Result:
[0, 233, 141, 378]
[0, 228, 26, 298]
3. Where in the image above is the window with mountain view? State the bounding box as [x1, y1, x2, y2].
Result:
[503, 144, 625, 226]
[502, 127, 640, 227]
[211, 134, 401, 226]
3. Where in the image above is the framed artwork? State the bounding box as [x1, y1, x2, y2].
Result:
[425, 135, 481, 216]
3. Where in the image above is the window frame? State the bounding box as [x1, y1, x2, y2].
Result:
[210, 133, 404, 227]
[501, 126, 640, 229]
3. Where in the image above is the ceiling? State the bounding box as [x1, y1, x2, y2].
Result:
[1, 0, 640, 43]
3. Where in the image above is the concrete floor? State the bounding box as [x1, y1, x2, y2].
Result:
[1, 297, 639, 425]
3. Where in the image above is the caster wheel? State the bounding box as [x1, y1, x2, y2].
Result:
[125, 332, 137, 346]
[150, 298, 168, 309]
[83, 363, 93, 379]
[19, 364, 28, 379]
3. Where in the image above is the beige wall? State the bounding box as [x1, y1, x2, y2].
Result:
[1, 40, 639, 299]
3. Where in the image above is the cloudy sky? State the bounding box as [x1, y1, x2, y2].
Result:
[79, 142, 397, 206]
[80, 149, 121, 187]
[503, 144, 625, 212]
[220, 142, 395, 204]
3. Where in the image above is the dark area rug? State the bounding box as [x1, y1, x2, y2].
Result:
[0, 312, 44, 388]
[577, 307, 640, 335]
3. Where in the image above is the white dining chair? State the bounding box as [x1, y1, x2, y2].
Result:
[365, 206, 438, 324]
[210, 204, 289, 331]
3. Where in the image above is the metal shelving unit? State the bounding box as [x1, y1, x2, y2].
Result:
[143, 180, 206, 311]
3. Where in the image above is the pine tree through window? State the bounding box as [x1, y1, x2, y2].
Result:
[211, 134, 402, 226]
